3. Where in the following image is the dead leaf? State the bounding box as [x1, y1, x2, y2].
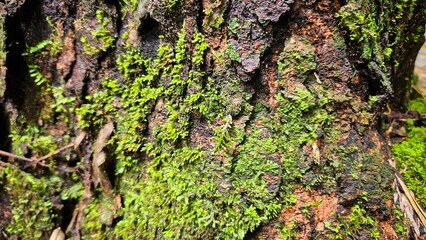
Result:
[74, 131, 87, 154]
[49, 227, 65, 240]
[92, 121, 114, 195]
[312, 141, 320, 163]
[94, 121, 114, 155]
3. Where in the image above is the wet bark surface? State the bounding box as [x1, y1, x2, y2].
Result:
[0, 0, 425, 239]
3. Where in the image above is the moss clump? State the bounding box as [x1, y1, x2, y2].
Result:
[408, 97, 426, 113]
[10, 124, 57, 156]
[81, 10, 116, 56]
[392, 125, 426, 209]
[114, 120, 282, 239]
[0, 165, 62, 239]
[336, 0, 422, 94]
[393, 206, 408, 238]
[202, 0, 227, 30]
[81, 194, 118, 240]
[75, 21, 286, 239]
[1, 28, 77, 238]
[325, 204, 380, 240]
[277, 35, 317, 81]
[275, 35, 334, 193]
[23, 17, 63, 57]
[392, 97, 426, 210]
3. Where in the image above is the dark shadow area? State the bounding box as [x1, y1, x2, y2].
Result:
[139, 16, 161, 59]
[0, 103, 10, 155]
[4, 0, 43, 123]
[104, 0, 122, 41]
[60, 198, 76, 231]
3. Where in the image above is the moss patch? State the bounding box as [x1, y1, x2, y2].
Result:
[392, 125, 426, 209]
[75, 22, 284, 239]
[408, 97, 426, 113]
[336, 0, 422, 95]
[0, 165, 62, 239]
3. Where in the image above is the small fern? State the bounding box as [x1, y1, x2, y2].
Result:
[29, 64, 48, 86]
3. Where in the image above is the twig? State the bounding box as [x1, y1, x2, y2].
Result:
[34, 142, 75, 162]
[0, 142, 76, 171]
[0, 150, 35, 163]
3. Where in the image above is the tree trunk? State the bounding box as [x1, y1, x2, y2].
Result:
[0, 0, 425, 239]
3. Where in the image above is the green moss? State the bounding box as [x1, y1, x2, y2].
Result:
[278, 221, 297, 240]
[0, 165, 62, 239]
[228, 17, 239, 35]
[80, 10, 116, 56]
[94, 10, 116, 51]
[23, 17, 63, 57]
[164, 0, 179, 8]
[336, 0, 421, 94]
[28, 64, 49, 86]
[348, 204, 378, 235]
[0, 14, 6, 65]
[81, 36, 100, 56]
[392, 126, 426, 209]
[393, 206, 408, 238]
[24, 39, 75, 126]
[323, 204, 379, 239]
[121, 0, 139, 14]
[114, 122, 282, 239]
[225, 41, 241, 61]
[277, 35, 317, 81]
[81, 200, 105, 240]
[202, 0, 226, 29]
[408, 97, 426, 113]
[324, 204, 380, 240]
[50, 86, 76, 119]
[2, 32, 77, 239]
[9, 122, 57, 156]
[81, 194, 117, 239]
[74, 21, 289, 239]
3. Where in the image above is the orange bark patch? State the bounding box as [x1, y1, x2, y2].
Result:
[56, 31, 76, 79]
[280, 190, 339, 239]
[379, 221, 399, 239]
[189, 120, 215, 150]
[293, 8, 334, 44]
[265, 53, 279, 108]
[205, 29, 227, 68]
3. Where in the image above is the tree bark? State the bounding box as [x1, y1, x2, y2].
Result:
[0, 0, 425, 239]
